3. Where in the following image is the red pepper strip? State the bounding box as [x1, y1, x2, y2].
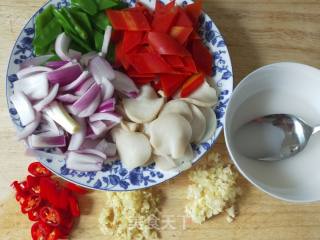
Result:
[110, 30, 123, 43]
[47, 228, 61, 240]
[115, 42, 130, 69]
[163, 55, 184, 68]
[184, 0, 202, 26]
[28, 162, 52, 177]
[68, 195, 80, 217]
[151, 79, 162, 91]
[127, 53, 174, 74]
[169, 26, 193, 45]
[21, 194, 41, 214]
[28, 207, 41, 221]
[122, 31, 144, 53]
[182, 56, 198, 73]
[64, 182, 88, 195]
[129, 2, 153, 23]
[174, 7, 193, 27]
[180, 73, 205, 98]
[127, 67, 156, 78]
[148, 32, 191, 56]
[106, 10, 151, 31]
[189, 30, 201, 40]
[40, 206, 62, 227]
[31, 222, 50, 240]
[152, 7, 178, 33]
[132, 77, 155, 85]
[191, 39, 213, 76]
[160, 74, 188, 97]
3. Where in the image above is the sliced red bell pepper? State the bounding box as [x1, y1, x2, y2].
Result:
[122, 31, 144, 53]
[127, 67, 156, 78]
[132, 77, 155, 85]
[148, 32, 191, 56]
[110, 30, 123, 43]
[115, 41, 130, 69]
[182, 56, 198, 73]
[152, 6, 178, 33]
[130, 2, 153, 23]
[169, 26, 193, 45]
[28, 162, 52, 177]
[180, 73, 205, 98]
[106, 10, 151, 31]
[151, 79, 162, 92]
[40, 206, 62, 227]
[189, 30, 201, 40]
[163, 55, 184, 68]
[191, 39, 213, 76]
[64, 182, 88, 195]
[21, 194, 41, 214]
[127, 52, 174, 74]
[160, 74, 188, 97]
[184, 0, 202, 26]
[174, 7, 193, 27]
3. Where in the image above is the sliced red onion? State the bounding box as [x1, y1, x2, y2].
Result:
[28, 134, 66, 148]
[57, 94, 80, 103]
[69, 49, 82, 60]
[88, 121, 108, 136]
[80, 51, 98, 66]
[14, 73, 49, 100]
[96, 98, 116, 113]
[76, 149, 106, 159]
[46, 61, 69, 69]
[33, 84, 59, 111]
[10, 91, 35, 126]
[47, 63, 82, 86]
[71, 83, 101, 115]
[17, 112, 41, 140]
[16, 66, 52, 79]
[101, 25, 112, 56]
[55, 32, 72, 61]
[95, 139, 117, 157]
[68, 117, 86, 151]
[78, 93, 101, 118]
[44, 101, 80, 134]
[42, 112, 63, 135]
[59, 61, 73, 69]
[74, 77, 95, 96]
[89, 112, 122, 123]
[113, 70, 139, 98]
[66, 152, 103, 171]
[60, 71, 91, 92]
[64, 104, 77, 115]
[80, 139, 101, 149]
[89, 56, 115, 82]
[101, 78, 114, 100]
[20, 54, 54, 69]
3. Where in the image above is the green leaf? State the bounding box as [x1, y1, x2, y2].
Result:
[71, 0, 98, 16]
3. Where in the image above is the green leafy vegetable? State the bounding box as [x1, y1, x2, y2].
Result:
[92, 12, 110, 32]
[71, 0, 98, 16]
[94, 30, 104, 51]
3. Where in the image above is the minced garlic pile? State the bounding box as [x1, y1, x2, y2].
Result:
[185, 152, 241, 224]
[99, 190, 160, 240]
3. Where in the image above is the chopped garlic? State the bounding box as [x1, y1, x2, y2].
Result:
[185, 152, 241, 224]
[99, 190, 160, 240]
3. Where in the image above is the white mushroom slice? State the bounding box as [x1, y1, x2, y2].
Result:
[120, 120, 140, 132]
[111, 128, 152, 170]
[159, 100, 193, 122]
[189, 104, 207, 143]
[176, 80, 218, 107]
[123, 85, 165, 123]
[149, 113, 192, 159]
[154, 145, 194, 171]
[199, 107, 217, 142]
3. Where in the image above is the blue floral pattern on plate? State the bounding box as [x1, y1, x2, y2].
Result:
[6, 0, 233, 191]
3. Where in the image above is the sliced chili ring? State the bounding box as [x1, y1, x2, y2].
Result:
[31, 221, 51, 240]
[28, 162, 52, 177]
[21, 194, 41, 214]
[28, 207, 41, 221]
[68, 195, 80, 217]
[39, 206, 61, 227]
[47, 228, 61, 240]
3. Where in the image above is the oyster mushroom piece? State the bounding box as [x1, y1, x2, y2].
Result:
[159, 99, 193, 122]
[111, 128, 152, 170]
[154, 144, 194, 171]
[149, 113, 192, 159]
[176, 80, 218, 107]
[189, 104, 207, 144]
[123, 85, 165, 123]
[199, 107, 217, 142]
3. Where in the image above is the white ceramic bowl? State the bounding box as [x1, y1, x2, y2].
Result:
[224, 62, 320, 202]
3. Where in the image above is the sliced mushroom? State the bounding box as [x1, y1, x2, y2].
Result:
[123, 85, 165, 123]
[149, 113, 192, 159]
[159, 99, 193, 122]
[199, 107, 217, 142]
[154, 144, 193, 171]
[189, 104, 207, 143]
[111, 128, 152, 170]
[120, 120, 140, 132]
[176, 80, 218, 107]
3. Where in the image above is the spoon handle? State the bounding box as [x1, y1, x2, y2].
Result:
[312, 126, 320, 135]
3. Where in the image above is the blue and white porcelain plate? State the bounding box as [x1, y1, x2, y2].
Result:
[6, 0, 233, 191]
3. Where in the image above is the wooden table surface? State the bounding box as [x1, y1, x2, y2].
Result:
[1, 0, 320, 239]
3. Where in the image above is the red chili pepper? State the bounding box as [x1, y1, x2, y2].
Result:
[47, 228, 61, 240]
[21, 194, 41, 214]
[28, 207, 41, 221]
[60, 212, 74, 235]
[39, 206, 62, 227]
[180, 73, 205, 98]
[31, 222, 49, 240]
[11, 180, 28, 194]
[56, 188, 71, 211]
[28, 162, 52, 177]
[68, 195, 80, 217]
[27, 175, 41, 194]
[16, 192, 28, 205]
[64, 182, 88, 195]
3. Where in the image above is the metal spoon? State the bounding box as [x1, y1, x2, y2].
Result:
[235, 114, 320, 161]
